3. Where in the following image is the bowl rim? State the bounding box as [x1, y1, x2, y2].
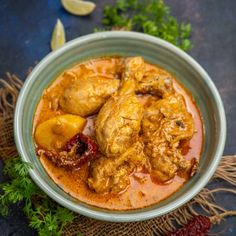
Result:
[14, 31, 226, 222]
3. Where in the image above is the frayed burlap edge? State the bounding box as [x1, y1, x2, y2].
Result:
[0, 73, 23, 159]
[0, 74, 236, 236]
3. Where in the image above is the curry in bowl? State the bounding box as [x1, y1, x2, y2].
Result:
[33, 56, 203, 210]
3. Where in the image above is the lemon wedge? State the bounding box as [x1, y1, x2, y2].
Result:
[50, 19, 66, 51]
[61, 0, 96, 16]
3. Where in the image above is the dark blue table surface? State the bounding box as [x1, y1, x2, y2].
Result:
[0, 0, 236, 235]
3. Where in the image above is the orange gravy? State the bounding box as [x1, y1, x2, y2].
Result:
[34, 57, 203, 210]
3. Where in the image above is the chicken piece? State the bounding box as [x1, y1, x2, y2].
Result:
[59, 75, 120, 117]
[122, 56, 174, 97]
[146, 142, 193, 182]
[143, 94, 194, 146]
[142, 94, 196, 182]
[95, 58, 144, 157]
[136, 72, 174, 97]
[88, 142, 149, 194]
[122, 56, 145, 82]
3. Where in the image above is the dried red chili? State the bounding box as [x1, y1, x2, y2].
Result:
[37, 133, 99, 170]
[167, 215, 211, 236]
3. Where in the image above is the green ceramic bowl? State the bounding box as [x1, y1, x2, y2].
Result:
[14, 31, 226, 222]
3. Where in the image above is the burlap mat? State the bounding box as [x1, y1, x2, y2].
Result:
[0, 73, 236, 236]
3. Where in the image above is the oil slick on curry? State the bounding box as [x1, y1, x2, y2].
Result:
[33, 57, 203, 210]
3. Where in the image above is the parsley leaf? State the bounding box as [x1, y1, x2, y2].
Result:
[99, 0, 192, 51]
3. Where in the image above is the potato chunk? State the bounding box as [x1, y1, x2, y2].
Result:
[35, 114, 86, 150]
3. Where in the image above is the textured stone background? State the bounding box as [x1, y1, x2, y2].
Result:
[0, 0, 235, 235]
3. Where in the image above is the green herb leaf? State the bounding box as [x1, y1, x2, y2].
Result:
[0, 157, 76, 235]
[98, 0, 193, 51]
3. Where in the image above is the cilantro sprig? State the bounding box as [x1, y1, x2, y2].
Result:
[0, 157, 76, 236]
[97, 0, 192, 51]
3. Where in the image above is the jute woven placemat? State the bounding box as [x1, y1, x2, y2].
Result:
[0, 73, 236, 236]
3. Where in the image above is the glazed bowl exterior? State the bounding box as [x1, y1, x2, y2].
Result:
[14, 31, 226, 222]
